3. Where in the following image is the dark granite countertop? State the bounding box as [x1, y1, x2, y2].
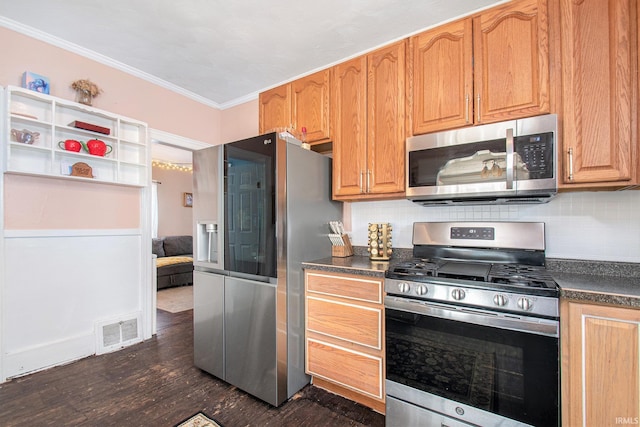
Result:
[303, 253, 640, 309]
[301, 256, 391, 278]
[547, 259, 640, 308]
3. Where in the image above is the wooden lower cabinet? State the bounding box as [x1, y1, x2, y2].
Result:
[304, 270, 385, 413]
[561, 299, 640, 426]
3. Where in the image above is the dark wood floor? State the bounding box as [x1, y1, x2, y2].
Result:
[0, 309, 385, 426]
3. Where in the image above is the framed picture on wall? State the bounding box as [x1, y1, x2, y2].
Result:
[183, 192, 193, 208]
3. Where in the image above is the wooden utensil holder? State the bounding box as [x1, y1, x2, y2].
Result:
[331, 234, 354, 257]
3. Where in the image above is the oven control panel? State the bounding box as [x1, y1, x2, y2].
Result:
[450, 227, 494, 240]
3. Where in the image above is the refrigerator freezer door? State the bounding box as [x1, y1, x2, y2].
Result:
[224, 276, 278, 406]
[193, 144, 224, 270]
[193, 270, 225, 379]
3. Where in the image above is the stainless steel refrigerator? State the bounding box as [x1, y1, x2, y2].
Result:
[192, 132, 342, 406]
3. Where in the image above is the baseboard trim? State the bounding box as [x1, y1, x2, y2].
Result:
[312, 377, 386, 414]
[3, 333, 95, 381]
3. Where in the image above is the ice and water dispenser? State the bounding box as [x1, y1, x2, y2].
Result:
[196, 221, 219, 266]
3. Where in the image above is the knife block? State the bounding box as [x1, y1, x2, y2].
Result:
[331, 234, 354, 257]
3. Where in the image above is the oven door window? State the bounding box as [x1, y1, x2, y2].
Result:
[386, 308, 558, 427]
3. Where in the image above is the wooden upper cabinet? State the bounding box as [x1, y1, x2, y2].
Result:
[558, 0, 638, 186]
[331, 56, 368, 197]
[259, 84, 291, 134]
[258, 70, 331, 144]
[409, 18, 473, 134]
[291, 70, 331, 143]
[367, 41, 406, 196]
[409, 0, 550, 135]
[473, 0, 550, 125]
[332, 40, 406, 201]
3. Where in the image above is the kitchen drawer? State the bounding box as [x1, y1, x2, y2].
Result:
[306, 338, 383, 399]
[305, 271, 383, 304]
[307, 296, 382, 349]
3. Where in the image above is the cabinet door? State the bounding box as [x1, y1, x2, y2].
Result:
[367, 40, 406, 196]
[291, 69, 331, 143]
[306, 338, 383, 400]
[307, 296, 382, 349]
[473, 0, 550, 124]
[258, 84, 291, 134]
[559, 0, 637, 185]
[331, 56, 368, 198]
[561, 300, 640, 427]
[409, 18, 473, 134]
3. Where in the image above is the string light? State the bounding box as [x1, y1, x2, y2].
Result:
[152, 160, 193, 172]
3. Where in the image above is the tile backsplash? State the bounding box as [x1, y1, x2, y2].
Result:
[349, 190, 640, 263]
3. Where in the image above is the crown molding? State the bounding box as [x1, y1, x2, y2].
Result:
[218, 91, 259, 110]
[0, 16, 224, 110]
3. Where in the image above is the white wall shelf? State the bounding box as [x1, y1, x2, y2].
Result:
[3, 85, 149, 187]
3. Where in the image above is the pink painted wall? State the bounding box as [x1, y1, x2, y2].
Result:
[1, 27, 223, 230]
[4, 174, 140, 229]
[152, 166, 193, 236]
[0, 28, 222, 145]
[220, 99, 259, 143]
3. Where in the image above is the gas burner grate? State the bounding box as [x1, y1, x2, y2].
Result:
[388, 260, 438, 277]
[488, 264, 556, 289]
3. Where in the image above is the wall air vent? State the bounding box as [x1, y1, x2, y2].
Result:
[95, 312, 142, 354]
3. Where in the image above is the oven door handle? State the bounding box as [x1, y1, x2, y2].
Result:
[385, 296, 559, 338]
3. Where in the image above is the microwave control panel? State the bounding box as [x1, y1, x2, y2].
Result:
[515, 132, 554, 180]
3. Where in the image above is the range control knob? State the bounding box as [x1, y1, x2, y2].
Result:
[398, 282, 411, 293]
[493, 294, 508, 306]
[451, 288, 466, 301]
[517, 297, 533, 311]
[415, 285, 428, 296]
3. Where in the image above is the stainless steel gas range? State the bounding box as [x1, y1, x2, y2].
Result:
[385, 222, 559, 427]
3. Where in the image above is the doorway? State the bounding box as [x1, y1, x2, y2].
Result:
[149, 129, 210, 333]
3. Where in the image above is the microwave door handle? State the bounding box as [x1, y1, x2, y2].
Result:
[506, 128, 514, 189]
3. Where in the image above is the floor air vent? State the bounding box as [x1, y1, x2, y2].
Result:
[95, 313, 142, 354]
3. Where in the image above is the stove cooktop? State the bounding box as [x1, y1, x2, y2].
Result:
[386, 258, 558, 296]
[385, 222, 559, 318]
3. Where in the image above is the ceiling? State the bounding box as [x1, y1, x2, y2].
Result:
[0, 0, 503, 109]
[151, 142, 193, 165]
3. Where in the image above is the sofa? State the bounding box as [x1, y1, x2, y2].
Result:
[152, 235, 193, 290]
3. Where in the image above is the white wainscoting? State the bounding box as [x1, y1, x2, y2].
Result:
[2, 229, 147, 380]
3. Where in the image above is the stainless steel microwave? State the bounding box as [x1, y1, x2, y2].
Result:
[406, 114, 558, 206]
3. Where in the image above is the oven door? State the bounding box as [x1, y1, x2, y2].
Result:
[385, 295, 559, 427]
